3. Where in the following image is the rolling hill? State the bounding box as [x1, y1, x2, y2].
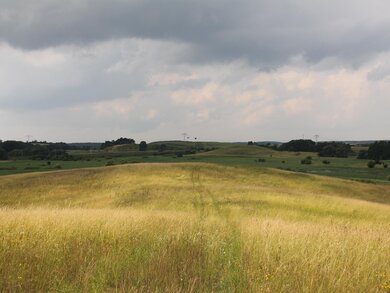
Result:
[0, 163, 389, 291]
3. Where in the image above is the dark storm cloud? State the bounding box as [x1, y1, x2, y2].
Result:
[1, 0, 390, 67]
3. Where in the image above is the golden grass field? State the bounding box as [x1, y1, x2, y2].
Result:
[0, 163, 389, 292]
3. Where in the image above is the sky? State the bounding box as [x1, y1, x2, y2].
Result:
[0, 0, 389, 143]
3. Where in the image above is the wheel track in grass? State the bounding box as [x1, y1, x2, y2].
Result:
[190, 165, 246, 290]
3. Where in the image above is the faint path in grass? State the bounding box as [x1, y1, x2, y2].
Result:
[190, 165, 247, 290]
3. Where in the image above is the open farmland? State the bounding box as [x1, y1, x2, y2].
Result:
[1, 144, 390, 184]
[0, 163, 389, 292]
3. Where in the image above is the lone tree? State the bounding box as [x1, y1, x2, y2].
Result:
[139, 141, 147, 151]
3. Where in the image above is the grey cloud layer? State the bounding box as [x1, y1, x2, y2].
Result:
[1, 0, 390, 66]
[1, 0, 390, 141]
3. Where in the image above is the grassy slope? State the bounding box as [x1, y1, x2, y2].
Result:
[194, 145, 390, 183]
[0, 163, 389, 292]
[195, 144, 278, 157]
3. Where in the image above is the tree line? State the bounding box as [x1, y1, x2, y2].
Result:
[0, 140, 73, 160]
[277, 139, 352, 157]
[267, 139, 390, 159]
[357, 141, 390, 160]
[0, 137, 149, 160]
[100, 138, 148, 151]
[100, 137, 135, 149]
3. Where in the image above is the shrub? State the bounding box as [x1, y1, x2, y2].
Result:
[322, 160, 331, 164]
[55, 165, 62, 169]
[258, 158, 266, 163]
[301, 157, 312, 165]
[383, 163, 388, 168]
[106, 161, 115, 166]
[367, 161, 376, 168]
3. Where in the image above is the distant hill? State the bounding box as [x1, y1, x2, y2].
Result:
[196, 144, 277, 157]
[341, 140, 388, 145]
[255, 141, 283, 146]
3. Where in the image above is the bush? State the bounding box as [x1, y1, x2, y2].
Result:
[301, 157, 312, 165]
[367, 161, 376, 168]
[258, 158, 266, 163]
[384, 163, 388, 168]
[322, 160, 331, 164]
[55, 165, 62, 169]
[106, 161, 115, 166]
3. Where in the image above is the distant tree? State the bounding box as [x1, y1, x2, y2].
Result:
[139, 141, 147, 151]
[101, 137, 135, 149]
[366, 141, 390, 160]
[247, 141, 254, 145]
[316, 142, 352, 158]
[367, 161, 376, 168]
[279, 140, 316, 152]
[2, 140, 30, 153]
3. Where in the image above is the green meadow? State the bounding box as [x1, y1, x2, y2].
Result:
[0, 162, 389, 292]
[1, 144, 389, 183]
